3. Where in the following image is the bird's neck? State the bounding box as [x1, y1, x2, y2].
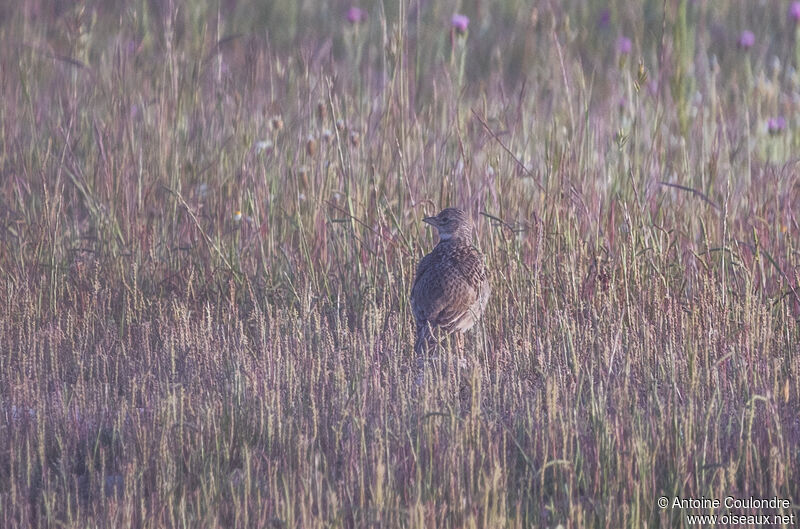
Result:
[438, 233, 470, 244]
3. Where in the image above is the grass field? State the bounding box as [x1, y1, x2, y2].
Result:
[1, 0, 799, 527]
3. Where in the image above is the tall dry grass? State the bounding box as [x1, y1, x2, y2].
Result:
[0, 0, 798, 527]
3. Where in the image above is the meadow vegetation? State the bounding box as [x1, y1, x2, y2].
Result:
[0, 0, 798, 527]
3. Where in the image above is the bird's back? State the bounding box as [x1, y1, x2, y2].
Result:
[411, 239, 489, 336]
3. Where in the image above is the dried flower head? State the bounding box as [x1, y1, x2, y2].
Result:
[296, 165, 309, 190]
[271, 116, 284, 131]
[255, 140, 274, 154]
[306, 135, 318, 156]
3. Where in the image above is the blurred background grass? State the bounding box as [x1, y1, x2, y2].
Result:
[0, 0, 799, 527]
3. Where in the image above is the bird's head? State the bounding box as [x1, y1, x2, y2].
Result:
[423, 207, 473, 241]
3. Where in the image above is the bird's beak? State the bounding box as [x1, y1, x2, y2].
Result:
[422, 216, 436, 226]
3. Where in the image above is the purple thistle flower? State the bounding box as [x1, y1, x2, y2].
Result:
[598, 9, 611, 29]
[738, 30, 755, 49]
[617, 36, 632, 54]
[346, 7, 367, 24]
[768, 116, 787, 135]
[791, 2, 800, 23]
[125, 39, 137, 56]
[451, 14, 470, 34]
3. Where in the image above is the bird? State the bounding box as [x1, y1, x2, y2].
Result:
[411, 207, 490, 358]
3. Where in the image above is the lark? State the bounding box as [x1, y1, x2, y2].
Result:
[411, 208, 490, 357]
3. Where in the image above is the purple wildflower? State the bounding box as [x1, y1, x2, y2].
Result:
[451, 14, 469, 34]
[598, 9, 611, 29]
[768, 116, 787, 135]
[125, 39, 137, 56]
[791, 2, 800, 23]
[617, 36, 632, 54]
[738, 30, 755, 49]
[346, 7, 366, 24]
